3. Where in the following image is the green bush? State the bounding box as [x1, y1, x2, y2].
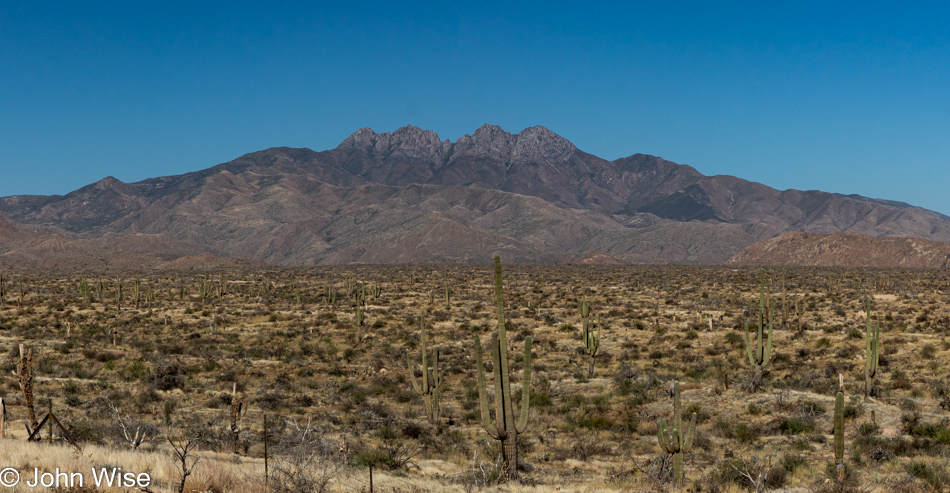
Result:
[781, 417, 816, 435]
[779, 453, 807, 473]
[911, 423, 950, 444]
[735, 422, 763, 445]
[579, 415, 615, 430]
[905, 460, 950, 491]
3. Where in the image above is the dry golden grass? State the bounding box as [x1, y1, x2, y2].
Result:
[0, 264, 947, 491]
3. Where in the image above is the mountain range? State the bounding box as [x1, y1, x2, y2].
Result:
[2, 124, 949, 269]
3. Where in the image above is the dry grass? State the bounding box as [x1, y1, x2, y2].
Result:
[0, 264, 947, 491]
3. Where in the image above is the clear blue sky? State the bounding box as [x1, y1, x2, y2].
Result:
[2, 2, 949, 214]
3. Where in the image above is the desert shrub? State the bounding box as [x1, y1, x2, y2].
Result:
[779, 453, 807, 473]
[401, 422, 427, 440]
[62, 379, 83, 407]
[146, 356, 185, 390]
[64, 417, 104, 444]
[121, 360, 148, 381]
[858, 420, 881, 436]
[904, 460, 950, 491]
[734, 422, 763, 445]
[724, 332, 743, 345]
[910, 423, 950, 444]
[270, 426, 341, 493]
[578, 415, 615, 430]
[713, 417, 733, 438]
[781, 416, 816, 435]
[707, 457, 780, 491]
[569, 432, 613, 461]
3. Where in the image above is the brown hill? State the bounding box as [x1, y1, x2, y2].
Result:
[727, 232, 950, 268]
[571, 252, 626, 265]
[2, 124, 950, 266]
[162, 253, 267, 271]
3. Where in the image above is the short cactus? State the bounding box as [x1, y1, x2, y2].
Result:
[657, 380, 696, 486]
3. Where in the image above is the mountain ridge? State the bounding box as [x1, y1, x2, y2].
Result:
[1, 124, 948, 267]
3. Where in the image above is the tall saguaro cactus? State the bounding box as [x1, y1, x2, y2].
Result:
[408, 315, 443, 428]
[834, 374, 845, 483]
[864, 298, 881, 400]
[657, 380, 696, 486]
[745, 268, 774, 392]
[474, 255, 532, 482]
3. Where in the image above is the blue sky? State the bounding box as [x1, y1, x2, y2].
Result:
[2, 2, 949, 214]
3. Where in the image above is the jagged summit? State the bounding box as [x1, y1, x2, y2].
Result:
[338, 123, 578, 169]
[338, 124, 449, 161]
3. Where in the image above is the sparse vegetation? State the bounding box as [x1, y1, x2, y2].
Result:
[0, 264, 947, 490]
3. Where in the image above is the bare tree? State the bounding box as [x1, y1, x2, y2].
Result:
[270, 418, 341, 493]
[729, 455, 773, 493]
[108, 403, 149, 451]
[168, 436, 200, 493]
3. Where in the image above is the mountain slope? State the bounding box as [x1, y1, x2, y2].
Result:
[728, 232, 950, 268]
[1, 124, 949, 266]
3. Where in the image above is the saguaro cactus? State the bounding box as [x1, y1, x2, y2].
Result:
[864, 298, 881, 400]
[370, 282, 382, 301]
[745, 268, 773, 391]
[583, 314, 601, 376]
[408, 315, 443, 428]
[657, 380, 696, 486]
[79, 277, 90, 301]
[474, 255, 532, 482]
[114, 279, 123, 312]
[834, 374, 845, 483]
[354, 287, 366, 326]
[577, 288, 591, 320]
[199, 275, 212, 305]
[132, 280, 141, 309]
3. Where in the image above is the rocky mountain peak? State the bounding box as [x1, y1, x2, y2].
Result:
[512, 125, 576, 166]
[78, 176, 135, 196]
[339, 127, 379, 148]
[452, 124, 577, 166]
[338, 124, 448, 161]
[454, 124, 517, 160]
